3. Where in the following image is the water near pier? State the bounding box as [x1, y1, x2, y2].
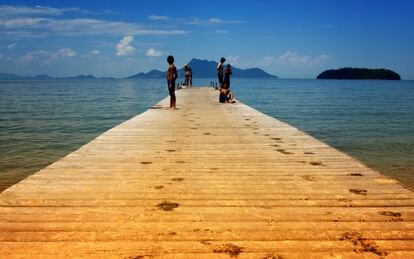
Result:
[0, 78, 413, 191]
[233, 79, 414, 189]
[0, 79, 166, 190]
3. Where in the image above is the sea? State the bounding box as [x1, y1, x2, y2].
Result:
[0, 78, 413, 191]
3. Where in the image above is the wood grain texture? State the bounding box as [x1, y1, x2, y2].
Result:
[1, 87, 413, 258]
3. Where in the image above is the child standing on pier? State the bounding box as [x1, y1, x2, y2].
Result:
[167, 55, 178, 110]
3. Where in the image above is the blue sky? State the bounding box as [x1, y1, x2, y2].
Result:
[0, 0, 413, 79]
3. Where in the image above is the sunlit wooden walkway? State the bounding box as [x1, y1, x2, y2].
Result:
[1, 87, 413, 258]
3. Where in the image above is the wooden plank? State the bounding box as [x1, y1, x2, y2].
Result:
[0, 221, 412, 232]
[3, 253, 414, 259]
[0, 87, 413, 257]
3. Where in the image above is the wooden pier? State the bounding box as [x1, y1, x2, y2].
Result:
[1, 87, 413, 258]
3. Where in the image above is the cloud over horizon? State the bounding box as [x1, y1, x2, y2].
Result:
[146, 48, 163, 57]
[259, 51, 331, 67]
[116, 36, 135, 56]
[278, 51, 330, 66]
[19, 48, 77, 65]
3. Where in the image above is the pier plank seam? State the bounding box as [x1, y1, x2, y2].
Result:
[0, 87, 413, 258]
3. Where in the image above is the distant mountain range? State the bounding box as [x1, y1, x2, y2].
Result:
[0, 73, 115, 80]
[0, 58, 278, 81]
[128, 58, 278, 79]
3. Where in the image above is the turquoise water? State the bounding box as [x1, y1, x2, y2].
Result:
[0, 79, 166, 190]
[232, 79, 414, 189]
[0, 78, 413, 191]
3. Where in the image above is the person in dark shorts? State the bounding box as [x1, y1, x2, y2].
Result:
[217, 57, 226, 87]
[166, 55, 178, 110]
[188, 65, 193, 87]
[224, 64, 232, 89]
[220, 64, 235, 103]
[184, 64, 190, 87]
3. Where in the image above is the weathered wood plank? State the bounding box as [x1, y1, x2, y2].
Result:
[0, 87, 413, 258]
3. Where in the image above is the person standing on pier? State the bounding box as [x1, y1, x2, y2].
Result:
[223, 64, 235, 103]
[188, 65, 193, 87]
[184, 64, 191, 87]
[217, 57, 226, 87]
[167, 55, 178, 110]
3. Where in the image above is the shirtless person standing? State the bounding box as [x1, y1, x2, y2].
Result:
[167, 55, 178, 110]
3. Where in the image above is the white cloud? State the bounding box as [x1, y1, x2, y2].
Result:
[0, 5, 87, 17]
[258, 51, 331, 67]
[226, 55, 240, 66]
[19, 48, 77, 64]
[148, 15, 169, 21]
[186, 17, 242, 25]
[7, 42, 17, 49]
[81, 49, 100, 58]
[276, 51, 330, 66]
[56, 48, 76, 57]
[116, 35, 135, 56]
[208, 18, 222, 23]
[0, 17, 188, 38]
[0, 5, 188, 39]
[314, 54, 331, 63]
[213, 30, 228, 34]
[146, 48, 162, 57]
[0, 17, 48, 28]
[19, 50, 49, 64]
[277, 51, 311, 65]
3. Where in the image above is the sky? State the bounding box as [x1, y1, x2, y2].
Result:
[0, 0, 413, 79]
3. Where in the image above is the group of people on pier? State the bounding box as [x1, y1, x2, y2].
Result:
[184, 64, 192, 87]
[217, 57, 235, 103]
[166, 55, 235, 110]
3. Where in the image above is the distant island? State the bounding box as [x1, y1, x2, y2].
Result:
[1, 58, 277, 81]
[0, 73, 115, 81]
[317, 67, 401, 80]
[128, 58, 278, 79]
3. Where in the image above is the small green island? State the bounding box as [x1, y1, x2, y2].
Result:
[317, 67, 401, 80]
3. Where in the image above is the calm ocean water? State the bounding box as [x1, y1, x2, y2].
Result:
[0, 78, 413, 191]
